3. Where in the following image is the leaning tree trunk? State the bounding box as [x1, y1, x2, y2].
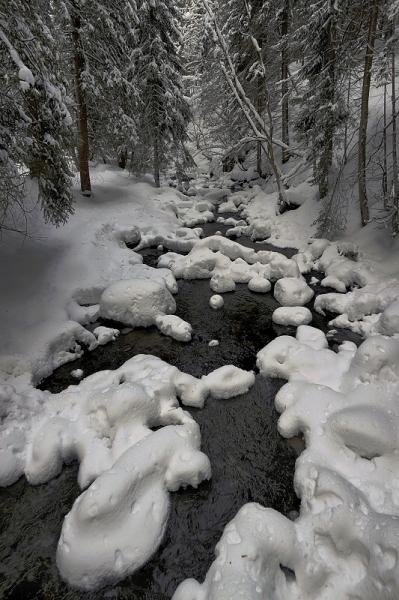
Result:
[256, 84, 263, 177]
[281, 0, 290, 163]
[71, 6, 91, 196]
[391, 16, 399, 234]
[358, 0, 380, 226]
[153, 136, 160, 187]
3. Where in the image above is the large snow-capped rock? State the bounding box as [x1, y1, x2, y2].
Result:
[99, 278, 176, 327]
[57, 421, 210, 591]
[272, 306, 312, 326]
[155, 315, 192, 342]
[248, 275, 271, 293]
[202, 365, 255, 400]
[378, 299, 399, 335]
[256, 327, 355, 389]
[274, 277, 314, 307]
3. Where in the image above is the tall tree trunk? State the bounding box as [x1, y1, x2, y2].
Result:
[318, 2, 336, 199]
[343, 68, 351, 165]
[71, 6, 91, 196]
[383, 81, 388, 207]
[256, 85, 263, 177]
[391, 16, 399, 234]
[154, 136, 160, 187]
[281, 0, 290, 163]
[118, 147, 128, 169]
[358, 0, 379, 226]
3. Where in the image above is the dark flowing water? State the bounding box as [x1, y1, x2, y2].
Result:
[0, 212, 360, 600]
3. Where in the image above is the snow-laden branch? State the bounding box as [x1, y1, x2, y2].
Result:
[201, 0, 301, 158]
[201, 0, 299, 209]
[0, 26, 35, 91]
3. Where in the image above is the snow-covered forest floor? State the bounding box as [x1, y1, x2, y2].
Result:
[2, 165, 399, 598]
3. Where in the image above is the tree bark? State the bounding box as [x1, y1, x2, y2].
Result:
[154, 136, 160, 187]
[343, 69, 351, 165]
[281, 0, 290, 163]
[383, 81, 388, 206]
[256, 87, 263, 177]
[71, 6, 91, 196]
[118, 148, 128, 169]
[318, 2, 336, 199]
[358, 0, 379, 226]
[391, 17, 399, 234]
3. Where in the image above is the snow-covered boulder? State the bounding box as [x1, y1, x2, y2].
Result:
[248, 276, 271, 293]
[210, 273, 236, 293]
[203, 188, 230, 205]
[202, 365, 255, 400]
[128, 264, 178, 294]
[218, 198, 238, 213]
[256, 327, 355, 389]
[296, 324, 328, 349]
[272, 306, 312, 327]
[57, 422, 210, 591]
[378, 299, 399, 335]
[209, 294, 224, 309]
[256, 251, 300, 280]
[274, 277, 314, 307]
[99, 279, 176, 327]
[321, 275, 347, 292]
[155, 315, 192, 342]
[93, 326, 119, 345]
[249, 218, 272, 241]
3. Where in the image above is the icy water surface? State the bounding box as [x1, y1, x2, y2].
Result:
[0, 214, 360, 599]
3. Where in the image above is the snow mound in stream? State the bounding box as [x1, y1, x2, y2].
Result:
[209, 294, 224, 309]
[99, 278, 176, 327]
[158, 236, 300, 295]
[272, 306, 312, 326]
[174, 329, 399, 599]
[155, 314, 192, 342]
[57, 421, 209, 591]
[0, 354, 255, 590]
[274, 277, 314, 307]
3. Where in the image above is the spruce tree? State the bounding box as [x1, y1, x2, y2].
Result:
[132, 0, 190, 186]
[0, 0, 73, 228]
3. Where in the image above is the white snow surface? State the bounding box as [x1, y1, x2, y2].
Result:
[175, 328, 399, 599]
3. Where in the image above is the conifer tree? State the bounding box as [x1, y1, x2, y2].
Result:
[0, 0, 74, 229]
[131, 0, 190, 186]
